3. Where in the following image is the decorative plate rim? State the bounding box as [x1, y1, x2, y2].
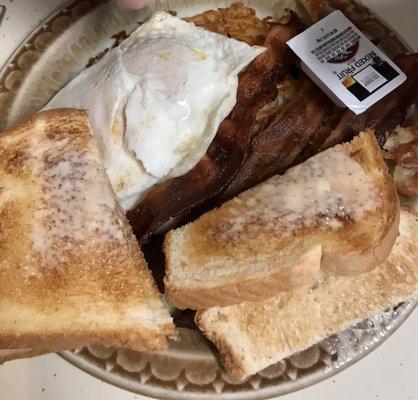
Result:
[0, 0, 75, 72]
[59, 299, 417, 400]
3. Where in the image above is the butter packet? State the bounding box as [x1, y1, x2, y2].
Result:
[287, 10, 406, 115]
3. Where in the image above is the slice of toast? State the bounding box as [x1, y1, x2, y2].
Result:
[164, 131, 400, 309]
[196, 209, 418, 380]
[0, 109, 176, 352]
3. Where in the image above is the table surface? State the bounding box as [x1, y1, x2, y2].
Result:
[0, 1, 417, 399]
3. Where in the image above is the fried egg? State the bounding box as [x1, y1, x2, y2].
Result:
[44, 12, 264, 210]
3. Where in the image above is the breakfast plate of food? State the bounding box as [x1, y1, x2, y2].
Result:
[0, 0, 417, 399]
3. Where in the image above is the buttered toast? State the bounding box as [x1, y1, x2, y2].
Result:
[0, 109, 176, 352]
[196, 209, 418, 380]
[164, 131, 400, 309]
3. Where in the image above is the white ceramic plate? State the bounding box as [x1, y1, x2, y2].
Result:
[0, 1, 416, 399]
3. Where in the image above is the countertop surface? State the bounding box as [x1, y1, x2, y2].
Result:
[0, 1, 417, 399]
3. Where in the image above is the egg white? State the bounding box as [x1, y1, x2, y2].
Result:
[44, 12, 264, 210]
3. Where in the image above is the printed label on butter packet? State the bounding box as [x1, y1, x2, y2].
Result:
[287, 10, 406, 115]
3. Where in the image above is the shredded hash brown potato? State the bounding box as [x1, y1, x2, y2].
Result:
[185, 2, 273, 45]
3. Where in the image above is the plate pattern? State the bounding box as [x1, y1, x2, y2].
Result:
[0, 1, 416, 399]
[0, 0, 147, 130]
[61, 300, 417, 399]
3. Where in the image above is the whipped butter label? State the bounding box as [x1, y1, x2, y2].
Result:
[287, 11, 406, 115]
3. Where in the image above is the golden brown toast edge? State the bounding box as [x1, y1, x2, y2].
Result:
[164, 242, 322, 309]
[0, 348, 49, 364]
[321, 130, 400, 275]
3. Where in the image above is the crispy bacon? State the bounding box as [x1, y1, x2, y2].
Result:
[220, 77, 334, 200]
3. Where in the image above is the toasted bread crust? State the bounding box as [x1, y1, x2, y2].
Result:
[0, 109, 176, 355]
[0, 348, 49, 364]
[0, 323, 175, 353]
[196, 209, 418, 380]
[194, 313, 246, 379]
[165, 245, 322, 309]
[321, 130, 400, 275]
[165, 131, 400, 309]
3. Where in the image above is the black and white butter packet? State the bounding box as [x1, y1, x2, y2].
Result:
[287, 11, 406, 115]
